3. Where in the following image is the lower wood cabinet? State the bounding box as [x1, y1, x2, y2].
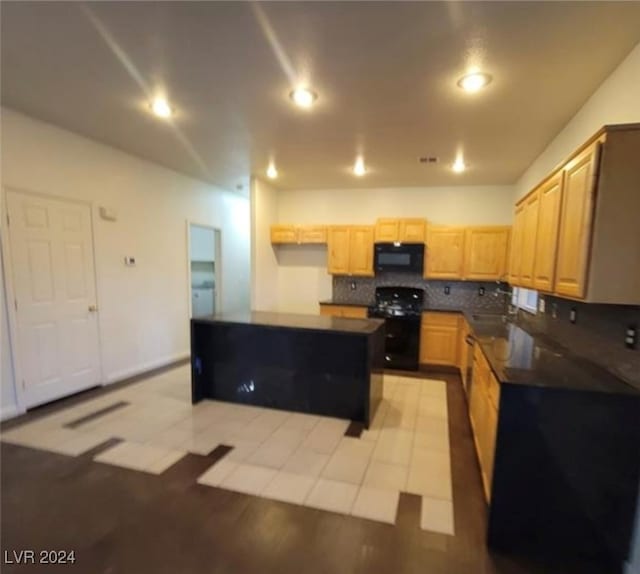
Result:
[419, 312, 460, 366]
[469, 343, 499, 503]
[319, 304, 368, 319]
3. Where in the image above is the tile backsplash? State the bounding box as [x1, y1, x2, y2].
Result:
[517, 295, 640, 389]
[332, 273, 508, 313]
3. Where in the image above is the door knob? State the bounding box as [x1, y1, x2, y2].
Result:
[88, 305, 98, 312]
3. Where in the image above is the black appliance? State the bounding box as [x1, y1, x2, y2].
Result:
[368, 286, 424, 371]
[374, 243, 424, 274]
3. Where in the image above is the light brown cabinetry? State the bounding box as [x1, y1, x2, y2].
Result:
[424, 226, 466, 279]
[270, 224, 327, 244]
[469, 344, 499, 502]
[508, 204, 525, 284]
[554, 142, 599, 298]
[270, 225, 299, 244]
[327, 226, 374, 276]
[374, 218, 426, 243]
[519, 192, 540, 287]
[319, 305, 368, 319]
[509, 125, 640, 303]
[420, 312, 460, 366]
[463, 227, 511, 281]
[532, 172, 563, 292]
[458, 317, 471, 392]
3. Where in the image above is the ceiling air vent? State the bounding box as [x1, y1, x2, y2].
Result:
[419, 156, 439, 164]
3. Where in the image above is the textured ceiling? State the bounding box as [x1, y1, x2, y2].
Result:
[2, 1, 640, 192]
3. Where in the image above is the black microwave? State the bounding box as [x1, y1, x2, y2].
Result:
[374, 243, 424, 274]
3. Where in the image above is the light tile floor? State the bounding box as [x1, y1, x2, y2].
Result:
[0, 365, 454, 535]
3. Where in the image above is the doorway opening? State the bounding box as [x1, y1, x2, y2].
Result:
[187, 223, 221, 318]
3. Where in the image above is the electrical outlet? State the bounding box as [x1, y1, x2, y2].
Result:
[124, 256, 136, 266]
[626, 325, 637, 349]
[444, 285, 450, 295]
[350, 281, 356, 291]
[478, 286, 485, 297]
[569, 307, 577, 324]
[539, 298, 546, 313]
[551, 303, 558, 319]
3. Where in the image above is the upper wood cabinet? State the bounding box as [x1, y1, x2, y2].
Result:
[509, 124, 640, 303]
[374, 219, 400, 242]
[463, 227, 511, 281]
[327, 225, 374, 276]
[425, 226, 466, 279]
[270, 225, 298, 244]
[554, 142, 600, 299]
[508, 204, 525, 285]
[349, 226, 375, 276]
[270, 224, 327, 244]
[532, 172, 563, 292]
[327, 226, 351, 275]
[399, 219, 427, 242]
[374, 218, 426, 243]
[519, 192, 540, 288]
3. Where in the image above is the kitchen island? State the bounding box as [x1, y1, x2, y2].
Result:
[190, 311, 385, 426]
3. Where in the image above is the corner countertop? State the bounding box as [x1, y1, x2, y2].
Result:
[192, 311, 385, 335]
[464, 314, 639, 396]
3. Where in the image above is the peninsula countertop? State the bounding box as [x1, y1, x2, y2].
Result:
[192, 310, 385, 335]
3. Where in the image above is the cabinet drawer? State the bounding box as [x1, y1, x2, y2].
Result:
[341, 306, 368, 319]
[298, 225, 327, 244]
[270, 225, 298, 244]
[422, 312, 460, 327]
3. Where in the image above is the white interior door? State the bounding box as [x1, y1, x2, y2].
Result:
[6, 190, 101, 408]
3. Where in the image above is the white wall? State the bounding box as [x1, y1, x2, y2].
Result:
[516, 41, 640, 200]
[1, 108, 250, 416]
[250, 178, 280, 311]
[278, 185, 515, 226]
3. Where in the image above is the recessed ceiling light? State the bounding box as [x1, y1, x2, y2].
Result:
[457, 72, 492, 93]
[150, 96, 173, 118]
[452, 157, 466, 173]
[266, 163, 278, 179]
[353, 157, 367, 177]
[289, 87, 318, 109]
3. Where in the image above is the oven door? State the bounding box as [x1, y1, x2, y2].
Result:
[380, 315, 421, 371]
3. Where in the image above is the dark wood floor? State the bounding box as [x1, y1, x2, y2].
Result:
[0, 371, 612, 574]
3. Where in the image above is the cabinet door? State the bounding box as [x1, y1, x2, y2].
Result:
[425, 226, 465, 279]
[554, 142, 600, 299]
[374, 219, 399, 242]
[270, 225, 298, 244]
[508, 205, 525, 285]
[519, 191, 540, 287]
[327, 226, 351, 275]
[399, 219, 426, 242]
[464, 227, 511, 280]
[298, 225, 327, 244]
[533, 172, 563, 292]
[349, 226, 374, 276]
[420, 313, 460, 365]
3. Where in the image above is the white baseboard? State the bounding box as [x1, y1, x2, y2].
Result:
[0, 402, 25, 421]
[104, 352, 190, 385]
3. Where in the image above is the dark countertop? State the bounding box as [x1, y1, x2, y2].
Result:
[192, 311, 385, 335]
[465, 314, 639, 396]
